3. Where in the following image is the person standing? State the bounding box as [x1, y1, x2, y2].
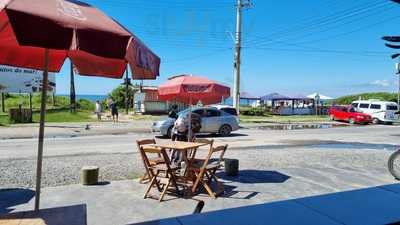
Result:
[95, 100, 102, 121]
[168, 104, 178, 119]
[110, 100, 119, 123]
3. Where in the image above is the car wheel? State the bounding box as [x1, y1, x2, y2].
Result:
[349, 118, 355, 125]
[167, 126, 173, 138]
[219, 124, 232, 137]
[329, 114, 335, 121]
[388, 150, 400, 180]
[372, 118, 380, 124]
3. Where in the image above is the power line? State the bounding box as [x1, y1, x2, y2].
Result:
[295, 14, 400, 45]
[243, 46, 391, 57]
[163, 49, 232, 64]
[246, 5, 396, 48]
[244, 0, 390, 46]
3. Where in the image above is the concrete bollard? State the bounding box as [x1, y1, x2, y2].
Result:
[81, 166, 99, 185]
[224, 159, 239, 176]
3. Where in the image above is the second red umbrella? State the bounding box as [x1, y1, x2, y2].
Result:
[158, 75, 230, 105]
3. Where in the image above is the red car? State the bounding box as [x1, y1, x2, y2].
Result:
[328, 106, 372, 124]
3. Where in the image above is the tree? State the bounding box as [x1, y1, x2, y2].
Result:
[109, 85, 137, 109]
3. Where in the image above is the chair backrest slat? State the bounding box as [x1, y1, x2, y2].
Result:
[141, 146, 162, 154]
[137, 139, 156, 147]
[201, 144, 228, 170]
[195, 138, 214, 146]
[189, 138, 214, 159]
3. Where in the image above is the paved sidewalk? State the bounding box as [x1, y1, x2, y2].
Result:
[136, 183, 400, 225]
[1, 161, 397, 225]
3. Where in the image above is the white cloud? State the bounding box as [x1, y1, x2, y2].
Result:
[370, 79, 391, 87]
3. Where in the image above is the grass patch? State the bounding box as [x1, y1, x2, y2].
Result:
[32, 110, 95, 123]
[240, 115, 329, 123]
[0, 109, 95, 124]
[0, 114, 9, 126]
[0, 94, 96, 124]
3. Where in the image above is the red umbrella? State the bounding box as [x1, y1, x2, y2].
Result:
[0, 0, 160, 211]
[0, 0, 160, 78]
[158, 75, 230, 105]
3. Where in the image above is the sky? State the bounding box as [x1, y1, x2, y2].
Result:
[55, 0, 400, 98]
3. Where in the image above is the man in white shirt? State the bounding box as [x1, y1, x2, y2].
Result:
[95, 100, 102, 121]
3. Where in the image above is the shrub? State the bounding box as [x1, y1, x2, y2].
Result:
[240, 107, 265, 116]
[336, 92, 397, 105]
[77, 99, 95, 111]
[109, 85, 137, 109]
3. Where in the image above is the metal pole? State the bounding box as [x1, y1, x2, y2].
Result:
[29, 93, 33, 112]
[125, 69, 129, 115]
[35, 48, 49, 212]
[233, 0, 243, 114]
[52, 92, 55, 106]
[70, 61, 76, 113]
[1, 92, 4, 113]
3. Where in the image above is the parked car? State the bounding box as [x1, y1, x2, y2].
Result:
[210, 105, 238, 116]
[328, 106, 372, 124]
[351, 100, 399, 124]
[152, 107, 240, 137]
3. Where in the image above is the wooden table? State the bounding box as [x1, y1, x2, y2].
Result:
[151, 141, 207, 152]
[151, 141, 208, 178]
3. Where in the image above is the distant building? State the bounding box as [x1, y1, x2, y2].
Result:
[261, 93, 315, 115]
[133, 86, 185, 114]
[224, 92, 261, 107]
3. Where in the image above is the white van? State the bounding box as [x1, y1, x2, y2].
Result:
[352, 100, 399, 124]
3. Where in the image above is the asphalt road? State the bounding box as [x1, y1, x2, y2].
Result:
[2, 124, 399, 160]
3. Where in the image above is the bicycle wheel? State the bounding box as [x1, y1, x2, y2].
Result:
[388, 150, 400, 180]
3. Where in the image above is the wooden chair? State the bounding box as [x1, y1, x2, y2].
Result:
[188, 144, 228, 198]
[136, 139, 164, 184]
[141, 146, 181, 202]
[189, 138, 214, 159]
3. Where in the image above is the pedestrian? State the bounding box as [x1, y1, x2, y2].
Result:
[168, 104, 178, 119]
[110, 100, 118, 123]
[172, 112, 188, 142]
[95, 100, 102, 121]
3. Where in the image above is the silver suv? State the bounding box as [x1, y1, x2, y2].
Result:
[152, 106, 240, 137]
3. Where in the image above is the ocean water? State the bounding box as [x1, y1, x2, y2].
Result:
[57, 95, 107, 102]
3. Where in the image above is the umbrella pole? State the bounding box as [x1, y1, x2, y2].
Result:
[188, 96, 192, 142]
[34, 49, 49, 212]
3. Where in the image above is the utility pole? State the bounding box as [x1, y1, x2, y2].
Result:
[1, 93, 5, 113]
[70, 61, 76, 113]
[233, 0, 251, 113]
[125, 69, 129, 114]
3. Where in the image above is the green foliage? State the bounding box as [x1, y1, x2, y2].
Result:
[240, 115, 328, 123]
[336, 92, 397, 105]
[3, 94, 69, 110]
[240, 107, 265, 116]
[32, 109, 95, 123]
[77, 99, 95, 111]
[109, 85, 137, 109]
[0, 94, 95, 124]
[0, 114, 8, 126]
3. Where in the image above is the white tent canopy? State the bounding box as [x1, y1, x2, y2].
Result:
[307, 93, 334, 100]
